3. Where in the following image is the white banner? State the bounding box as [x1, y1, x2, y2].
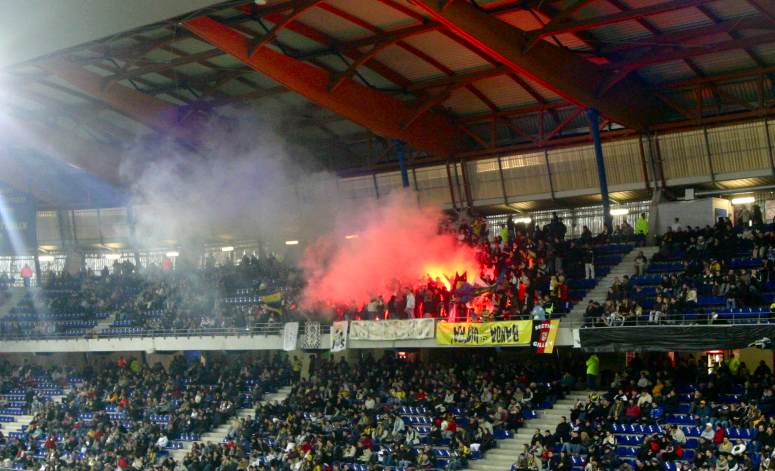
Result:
[302, 321, 321, 350]
[330, 321, 348, 353]
[283, 322, 299, 351]
[349, 319, 436, 341]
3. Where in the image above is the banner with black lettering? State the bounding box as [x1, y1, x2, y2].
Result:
[0, 185, 37, 255]
[330, 321, 348, 352]
[302, 321, 321, 350]
[532, 320, 560, 354]
[435, 320, 532, 346]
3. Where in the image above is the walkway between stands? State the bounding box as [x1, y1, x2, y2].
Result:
[169, 385, 293, 462]
[566, 246, 659, 324]
[469, 391, 589, 470]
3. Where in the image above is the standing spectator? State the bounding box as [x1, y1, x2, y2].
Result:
[635, 213, 649, 241]
[634, 251, 648, 276]
[584, 246, 595, 280]
[404, 288, 415, 319]
[19, 264, 33, 288]
[586, 353, 599, 390]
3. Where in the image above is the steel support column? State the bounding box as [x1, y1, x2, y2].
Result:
[587, 109, 612, 231]
[126, 205, 142, 269]
[395, 140, 410, 188]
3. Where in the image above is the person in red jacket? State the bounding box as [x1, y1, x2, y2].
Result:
[624, 400, 641, 423]
[19, 264, 32, 288]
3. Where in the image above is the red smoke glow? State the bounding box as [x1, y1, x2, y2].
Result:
[300, 194, 482, 310]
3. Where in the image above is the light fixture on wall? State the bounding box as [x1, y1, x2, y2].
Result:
[165, 251, 179, 257]
[285, 240, 300, 246]
[731, 196, 755, 205]
[220, 246, 234, 252]
[610, 208, 630, 216]
[513, 217, 531, 224]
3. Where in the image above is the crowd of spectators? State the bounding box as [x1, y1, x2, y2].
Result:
[334, 212, 638, 324]
[0, 209, 640, 339]
[0, 253, 302, 338]
[178, 352, 571, 471]
[0, 354, 290, 470]
[512, 352, 774, 470]
[584, 216, 775, 327]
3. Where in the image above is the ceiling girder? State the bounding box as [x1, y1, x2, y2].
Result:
[412, 0, 662, 130]
[183, 16, 462, 156]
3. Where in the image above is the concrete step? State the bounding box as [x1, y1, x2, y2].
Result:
[469, 462, 512, 471]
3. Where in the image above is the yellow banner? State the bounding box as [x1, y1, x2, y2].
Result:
[436, 320, 532, 346]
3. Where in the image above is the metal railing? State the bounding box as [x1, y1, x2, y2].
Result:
[1, 313, 774, 342]
[0, 322, 331, 341]
[569, 310, 775, 328]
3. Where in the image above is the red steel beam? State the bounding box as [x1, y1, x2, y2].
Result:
[412, 0, 661, 130]
[183, 16, 461, 156]
[237, 5, 412, 90]
[40, 58, 200, 144]
[529, 0, 715, 43]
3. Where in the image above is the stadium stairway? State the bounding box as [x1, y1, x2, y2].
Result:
[93, 313, 118, 334]
[565, 246, 659, 325]
[3, 388, 68, 438]
[169, 385, 293, 462]
[469, 391, 589, 471]
[0, 287, 30, 319]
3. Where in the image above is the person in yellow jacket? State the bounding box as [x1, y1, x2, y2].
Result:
[586, 353, 600, 390]
[635, 213, 648, 245]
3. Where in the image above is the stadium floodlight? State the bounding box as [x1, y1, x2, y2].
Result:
[165, 251, 179, 257]
[38, 255, 54, 262]
[344, 234, 358, 240]
[513, 217, 531, 224]
[731, 196, 755, 205]
[610, 208, 629, 216]
[220, 246, 234, 252]
[285, 240, 300, 246]
[105, 253, 122, 261]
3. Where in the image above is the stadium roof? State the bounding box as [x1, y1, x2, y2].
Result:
[2, 0, 775, 206]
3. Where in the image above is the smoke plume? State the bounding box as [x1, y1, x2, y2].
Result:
[300, 192, 481, 309]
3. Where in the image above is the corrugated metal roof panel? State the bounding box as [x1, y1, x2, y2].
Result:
[703, 0, 758, 20]
[325, 0, 416, 30]
[498, 9, 548, 31]
[692, 49, 757, 75]
[297, 8, 371, 41]
[374, 45, 444, 81]
[476, 75, 542, 108]
[402, 31, 488, 73]
[443, 88, 490, 115]
[646, 7, 713, 32]
[750, 43, 775, 66]
[638, 60, 696, 84]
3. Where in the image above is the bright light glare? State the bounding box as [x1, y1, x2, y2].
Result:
[731, 196, 755, 205]
[105, 253, 122, 261]
[610, 208, 629, 216]
[513, 217, 531, 224]
[221, 246, 234, 252]
[165, 251, 179, 257]
[344, 234, 358, 240]
[38, 255, 54, 262]
[285, 240, 300, 246]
